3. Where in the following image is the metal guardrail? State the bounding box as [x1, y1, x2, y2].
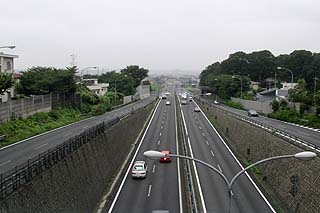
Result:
[196, 97, 320, 155]
[0, 99, 155, 201]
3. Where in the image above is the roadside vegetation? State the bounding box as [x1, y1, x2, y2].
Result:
[0, 65, 150, 146]
[199, 50, 320, 128]
[0, 107, 86, 147]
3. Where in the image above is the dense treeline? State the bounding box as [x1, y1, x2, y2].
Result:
[200, 50, 320, 92]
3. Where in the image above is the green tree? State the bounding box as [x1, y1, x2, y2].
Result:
[18, 67, 76, 95]
[98, 71, 135, 95]
[121, 65, 149, 88]
[0, 72, 13, 95]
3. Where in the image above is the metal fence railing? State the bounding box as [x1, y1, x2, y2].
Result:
[0, 118, 120, 200]
[196, 97, 320, 155]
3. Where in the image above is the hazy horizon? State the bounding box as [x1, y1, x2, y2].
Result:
[2, 0, 319, 73]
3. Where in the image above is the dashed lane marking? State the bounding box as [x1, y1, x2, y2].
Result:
[210, 150, 215, 157]
[147, 185, 152, 197]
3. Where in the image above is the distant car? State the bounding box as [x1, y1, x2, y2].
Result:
[214, 100, 219, 105]
[181, 100, 187, 105]
[205, 93, 212, 96]
[159, 150, 171, 163]
[165, 92, 170, 95]
[161, 95, 167, 99]
[248, 110, 259, 117]
[166, 101, 170, 105]
[132, 161, 148, 179]
[194, 107, 200, 112]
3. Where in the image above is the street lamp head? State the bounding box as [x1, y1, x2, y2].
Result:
[144, 150, 165, 159]
[294, 151, 317, 161]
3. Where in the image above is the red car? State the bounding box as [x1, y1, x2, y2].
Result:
[159, 150, 172, 163]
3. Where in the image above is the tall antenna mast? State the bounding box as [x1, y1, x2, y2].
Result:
[70, 53, 77, 67]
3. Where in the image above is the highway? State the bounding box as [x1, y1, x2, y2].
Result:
[108, 92, 181, 213]
[198, 96, 320, 147]
[180, 98, 274, 212]
[0, 96, 156, 174]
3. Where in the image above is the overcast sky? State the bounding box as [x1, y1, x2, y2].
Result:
[1, 0, 319, 74]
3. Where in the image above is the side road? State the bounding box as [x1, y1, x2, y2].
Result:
[0, 96, 156, 174]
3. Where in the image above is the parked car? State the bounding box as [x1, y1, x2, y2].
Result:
[159, 150, 171, 163]
[132, 161, 148, 179]
[166, 101, 170, 105]
[194, 107, 200, 112]
[248, 110, 259, 117]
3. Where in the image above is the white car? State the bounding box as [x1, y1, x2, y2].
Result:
[214, 100, 219, 105]
[132, 161, 148, 179]
[194, 107, 200, 112]
[166, 101, 170, 105]
[248, 110, 259, 117]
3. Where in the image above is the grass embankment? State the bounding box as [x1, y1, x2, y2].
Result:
[268, 109, 320, 128]
[0, 107, 89, 147]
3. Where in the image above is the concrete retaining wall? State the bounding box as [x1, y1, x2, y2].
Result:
[231, 97, 272, 114]
[0, 102, 154, 213]
[200, 101, 320, 212]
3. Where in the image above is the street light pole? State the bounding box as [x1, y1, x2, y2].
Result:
[144, 150, 316, 213]
[79, 66, 97, 112]
[277, 67, 294, 89]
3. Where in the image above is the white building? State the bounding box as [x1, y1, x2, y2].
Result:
[281, 82, 298, 90]
[83, 79, 109, 96]
[0, 52, 19, 102]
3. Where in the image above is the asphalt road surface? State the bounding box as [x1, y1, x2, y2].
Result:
[0, 96, 156, 174]
[180, 98, 274, 212]
[108, 94, 181, 213]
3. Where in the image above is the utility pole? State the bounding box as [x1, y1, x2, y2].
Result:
[114, 80, 117, 104]
[314, 76, 318, 109]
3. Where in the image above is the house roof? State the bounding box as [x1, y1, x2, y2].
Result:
[0, 53, 19, 58]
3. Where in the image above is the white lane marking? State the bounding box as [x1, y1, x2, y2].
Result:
[193, 100, 276, 213]
[199, 126, 202, 130]
[147, 185, 152, 197]
[162, 120, 164, 124]
[63, 132, 73, 137]
[231, 190, 234, 196]
[202, 132, 205, 137]
[206, 140, 209, 145]
[158, 140, 160, 145]
[33, 143, 48, 150]
[82, 126, 89, 129]
[160, 132, 162, 136]
[0, 160, 11, 167]
[217, 164, 222, 172]
[161, 125, 163, 129]
[181, 107, 207, 212]
[107, 100, 161, 213]
[152, 165, 156, 173]
[210, 150, 215, 157]
[174, 97, 183, 213]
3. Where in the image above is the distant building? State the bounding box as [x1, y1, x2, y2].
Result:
[0, 52, 18, 73]
[281, 82, 298, 90]
[0, 52, 19, 102]
[83, 79, 109, 96]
